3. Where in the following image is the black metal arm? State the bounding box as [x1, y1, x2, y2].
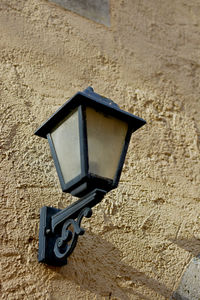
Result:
[38, 189, 106, 266]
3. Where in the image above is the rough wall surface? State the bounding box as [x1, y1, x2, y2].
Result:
[0, 0, 200, 299]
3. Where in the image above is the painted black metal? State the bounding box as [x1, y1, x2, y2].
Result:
[38, 206, 63, 265]
[47, 130, 88, 196]
[35, 87, 146, 197]
[45, 104, 113, 197]
[38, 189, 106, 266]
[35, 87, 146, 265]
[78, 105, 89, 180]
[84, 87, 119, 108]
[51, 188, 106, 232]
[34, 87, 146, 139]
[113, 126, 133, 187]
[47, 133, 66, 191]
[54, 207, 92, 260]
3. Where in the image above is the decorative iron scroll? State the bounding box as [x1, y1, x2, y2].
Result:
[38, 189, 106, 265]
[54, 207, 92, 259]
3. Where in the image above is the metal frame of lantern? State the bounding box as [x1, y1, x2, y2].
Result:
[35, 87, 146, 266]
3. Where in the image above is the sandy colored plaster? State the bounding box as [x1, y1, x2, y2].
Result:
[0, 0, 200, 299]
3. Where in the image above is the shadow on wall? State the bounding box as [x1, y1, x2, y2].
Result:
[169, 237, 200, 257]
[171, 293, 190, 300]
[49, 231, 173, 299]
[169, 237, 200, 300]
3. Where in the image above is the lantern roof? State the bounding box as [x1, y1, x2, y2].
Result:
[35, 87, 146, 138]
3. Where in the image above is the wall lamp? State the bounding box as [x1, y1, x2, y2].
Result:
[35, 87, 146, 266]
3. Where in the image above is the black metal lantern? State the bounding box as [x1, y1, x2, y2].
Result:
[35, 87, 146, 266]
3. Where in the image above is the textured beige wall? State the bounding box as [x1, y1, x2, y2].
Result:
[1, 0, 200, 299]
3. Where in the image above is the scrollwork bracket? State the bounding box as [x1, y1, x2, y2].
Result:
[38, 189, 106, 266]
[54, 207, 92, 260]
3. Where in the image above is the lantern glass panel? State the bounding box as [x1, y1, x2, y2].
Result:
[86, 107, 128, 180]
[50, 109, 81, 184]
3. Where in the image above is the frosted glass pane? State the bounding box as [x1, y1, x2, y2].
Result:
[51, 109, 81, 183]
[86, 107, 128, 179]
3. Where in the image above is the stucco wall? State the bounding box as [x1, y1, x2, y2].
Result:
[1, 1, 200, 299]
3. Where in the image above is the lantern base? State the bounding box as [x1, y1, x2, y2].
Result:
[38, 188, 106, 266]
[62, 173, 114, 198]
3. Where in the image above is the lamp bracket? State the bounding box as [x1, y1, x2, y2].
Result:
[38, 189, 106, 266]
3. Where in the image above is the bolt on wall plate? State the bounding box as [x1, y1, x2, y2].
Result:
[49, 0, 110, 26]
